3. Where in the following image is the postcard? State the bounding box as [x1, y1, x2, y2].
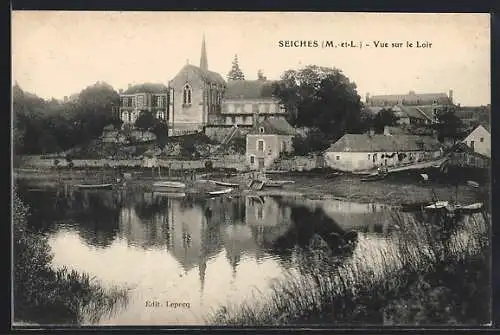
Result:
[11, 11, 491, 328]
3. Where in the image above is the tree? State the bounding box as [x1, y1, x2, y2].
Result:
[433, 106, 464, 143]
[373, 108, 398, 133]
[151, 121, 169, 146]
[257, 69, 266, 81]
[134, 111, 156, 135]
[227, 54, 245, 81]
[273, 65, 362, 141]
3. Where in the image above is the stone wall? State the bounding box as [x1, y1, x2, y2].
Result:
[19, 154, 248, 171]
[270, 154, 326, 171]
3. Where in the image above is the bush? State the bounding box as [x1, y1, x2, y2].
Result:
[13, 193, 128, 324]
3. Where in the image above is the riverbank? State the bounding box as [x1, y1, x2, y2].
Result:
[208, 211, 490, 325]
[13, 192, 129, 325]
[14, 167, 486, 207]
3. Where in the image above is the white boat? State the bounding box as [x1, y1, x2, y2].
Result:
[75, 183, 113, 190]
[424, 201, 449, 210]
[153, 181, 186, 189]
[212, 180, 240, 187]
[207, 188, 233, 196]
[458, 202, 483, 214]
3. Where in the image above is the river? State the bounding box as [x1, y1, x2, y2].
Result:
[17, 182, 410, 325]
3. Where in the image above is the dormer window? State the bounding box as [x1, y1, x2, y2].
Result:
[259, 127, 265, 134]
[183, 84, 192, 105]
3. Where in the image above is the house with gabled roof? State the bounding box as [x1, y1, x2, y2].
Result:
[323, 131, 443, 172]
[246, 118, 297, 170]
[462, 124, 490, 158]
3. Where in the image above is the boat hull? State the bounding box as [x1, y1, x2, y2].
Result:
[76, 183, 113, 190]
[207, 188, 233, 196]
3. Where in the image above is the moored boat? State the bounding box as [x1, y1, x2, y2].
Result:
[153, 181, 186, 188]
[457, 202, 483, 214]
[75, 183, 113, 190]
[424, 201, 449, 210]
[212, 180, 240, 188]
[207, 187, 233, 196]
[153, 191, 186, 198]
[401, 201, 431, 212]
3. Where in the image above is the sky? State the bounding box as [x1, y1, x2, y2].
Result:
[12, 11, 490, 106]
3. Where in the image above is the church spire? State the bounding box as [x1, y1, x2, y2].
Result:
[200, 34, 208, 71]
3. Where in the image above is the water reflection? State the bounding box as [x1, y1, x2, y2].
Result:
[16, 182, 408, 325]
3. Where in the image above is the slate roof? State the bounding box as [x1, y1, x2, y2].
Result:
[249, 118, 296, 136]
[184, 64, 225, 85]
[124, 83, 168, 94]
[325, 134, 443, 153]
[224, 80, 278, 100]
[399, 106, 432, 120]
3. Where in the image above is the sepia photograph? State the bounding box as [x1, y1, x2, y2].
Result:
[12, 11, 491, 327]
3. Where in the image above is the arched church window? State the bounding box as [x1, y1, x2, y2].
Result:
[183, 84, 192, 105]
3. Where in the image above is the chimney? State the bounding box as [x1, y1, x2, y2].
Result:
[409, 90, 415, 95]
[365, 93, 370, 104]
[449, 89, 453, 103]
[383, 126, 391, 136]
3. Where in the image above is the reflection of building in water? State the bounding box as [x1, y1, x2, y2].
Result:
[245, 196, 293, 259]
[221, 224, 257, 278]
[283, 197, 403, 234]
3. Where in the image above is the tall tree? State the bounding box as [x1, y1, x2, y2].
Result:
[134, 111, 156, 135]
[433, 105, 464, 143]
[257, 69, 266, 81]
[227, 54, 245, 81]
[273, 65, 362, 140]
[373, 108, 398, 133]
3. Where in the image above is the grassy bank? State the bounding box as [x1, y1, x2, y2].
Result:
[13, 192, 129, 325]
[208, 211, 490, 326]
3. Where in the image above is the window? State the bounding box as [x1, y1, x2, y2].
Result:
[231, 116, 236, 124]
[470, 141, 475, 151]
[282, 141, 286, 151]
[137, 95, 144, 108]
[368, 154, 371, 160]
[480, 137, 484, 143]
[257, 206, 263, 220]
[258, 140, 264, 152]
[183, 84, 192, 105]
[157, 96, 164, 107]
[336, 155, 340, 160]
[250, 156, 255, 164]
[128, 112, 131, 122]
[259, 127, 265, 134]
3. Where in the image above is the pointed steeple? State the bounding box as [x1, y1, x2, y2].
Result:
[200, 34, 208, 71]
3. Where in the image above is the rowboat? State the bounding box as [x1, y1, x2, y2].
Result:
[424, 201, 449, 210]
[75, 183, 113, 190]
[153, 181, 186, 188]
[207, 187, 233, 196]
[467, 180, 480, 188]
[264, 180, 295, 188]
[212, 180, 240, 188]
[458, 202, 483, 214]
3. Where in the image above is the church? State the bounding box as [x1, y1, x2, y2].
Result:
[118, 36, 289, 139]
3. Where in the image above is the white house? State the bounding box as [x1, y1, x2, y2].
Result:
[323, 131, 443, 172]
[462, 125, 490, 158]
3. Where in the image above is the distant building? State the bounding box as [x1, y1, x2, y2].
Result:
[366, 90, 454, 107]
[246, 118, 296, 171]
[323, 130, 443, 172]
[119, 90, 169, 125]
[217, 79, 287, 127]
[462, 124, 490, 158]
